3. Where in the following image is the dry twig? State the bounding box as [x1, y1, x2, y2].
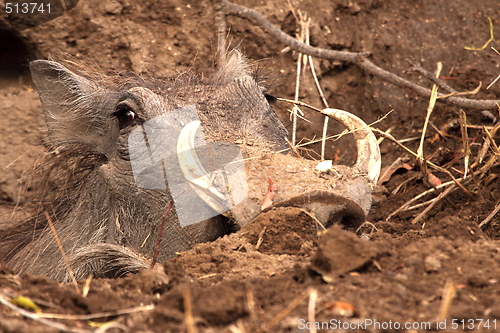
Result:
[38, 304, 155, 320]
[387, 135, 500, 221]
[255, 226, 267, 250]
[417, 62, 442, 179]
[183, 286, 197, 333]
[373, 128, 474, 200]
[150, 200, 174, 269]
[307, 289, 318, 333]
[459, 110, 470, 178]
[291, 10, 331, 160]
[463, 17, 494, 51]
[487, 46, 500, 90]
[386, 179, 455, 219]
[411, 184, 457, 224]
[82, 274, 93, 298]
[253, 289, 310, 333]
[437, 82, 481, 100]
[45, 211, 79, 293]
[407, 60, 457, 93]
[479, 200, 500, 229]
[0, 293, 93, 333]
[437, 280, 456, 323]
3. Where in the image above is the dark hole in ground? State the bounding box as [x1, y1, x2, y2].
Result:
[0, 27, 35, 88]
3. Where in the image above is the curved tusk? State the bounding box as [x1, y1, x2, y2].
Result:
[321, 108, 381, 183]
[177, 120, 229, 213]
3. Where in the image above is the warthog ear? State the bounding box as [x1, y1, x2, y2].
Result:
[214, 49, 252, 84]
[30, 60, 117, 154]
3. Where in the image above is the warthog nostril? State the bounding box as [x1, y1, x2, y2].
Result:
[268, 192, 366, 231]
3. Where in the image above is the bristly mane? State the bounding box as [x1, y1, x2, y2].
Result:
[49, 51, 275, 93]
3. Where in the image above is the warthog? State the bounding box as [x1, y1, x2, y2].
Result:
[0, 51, 380, 282]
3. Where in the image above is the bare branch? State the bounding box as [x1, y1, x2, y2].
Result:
[406, 60, 458, 94]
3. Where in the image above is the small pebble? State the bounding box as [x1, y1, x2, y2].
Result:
[424, 254, 441, 272]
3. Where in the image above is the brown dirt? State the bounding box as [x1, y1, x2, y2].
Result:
[2, 0, 500, 332]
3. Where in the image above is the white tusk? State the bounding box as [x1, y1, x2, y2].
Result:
[321, 108, 381, 183]
[177, 120, 229, 213]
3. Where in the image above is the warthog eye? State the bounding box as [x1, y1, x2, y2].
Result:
[264, 93, 277, 103]
[261, 87, 277, 103]
[113, 105, 137, 128]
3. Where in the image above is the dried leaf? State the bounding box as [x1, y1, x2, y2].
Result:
[323, 301, 359, 317]
[10, 296, 41, 313]
[88, 319, 117, 328]
[316, 160, 333, 172]
[260, 177, 276, 210]
[427, 172, 443, 187]
[483, 173, 498, 186]
[377, 157, 413, 185]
